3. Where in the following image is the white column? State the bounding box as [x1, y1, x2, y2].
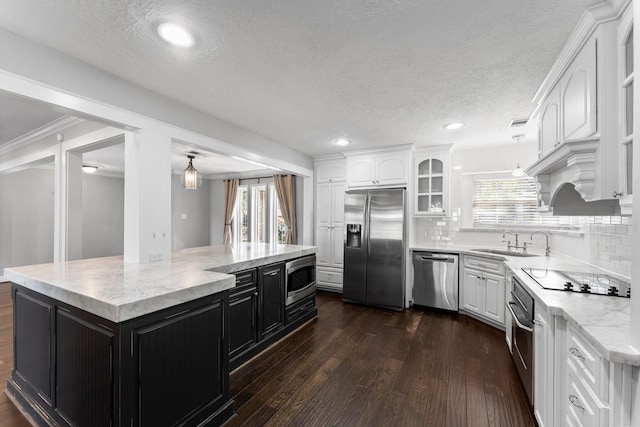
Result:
[53, 145, 65, 262]
[123, 128, 172, 263]
[66, 152, 83, 261]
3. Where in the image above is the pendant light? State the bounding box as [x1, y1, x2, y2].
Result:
[180, 155, 202, 190]
[512, 134, 526, 177]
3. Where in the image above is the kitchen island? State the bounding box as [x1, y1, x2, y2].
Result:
[3, 243, 316, 427]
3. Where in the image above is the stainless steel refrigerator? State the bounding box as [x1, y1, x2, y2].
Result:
[343, 188, 406, 311]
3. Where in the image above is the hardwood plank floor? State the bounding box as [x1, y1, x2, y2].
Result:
[229, 291, 536, 427]
[0, 284, 535, 426]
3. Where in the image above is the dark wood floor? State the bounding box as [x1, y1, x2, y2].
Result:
[229, 291, 535, 427]
[0, 284, 535, 426]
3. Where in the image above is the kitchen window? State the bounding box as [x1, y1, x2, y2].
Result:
[472, 176, 581, 227]
[233, 180, 283, 244]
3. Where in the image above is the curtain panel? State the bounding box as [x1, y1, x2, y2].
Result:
[273, 174, 297, 244]
[223, 178, 239, 244]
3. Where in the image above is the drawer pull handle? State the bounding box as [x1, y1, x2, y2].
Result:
[569, 347, 585, 361]
[268, 271, 278, 276]
[569, 395, 585, 411]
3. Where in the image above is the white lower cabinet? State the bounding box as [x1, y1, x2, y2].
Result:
[534, 315, 636, 427]
[534, 303, 554, 427]
[461, 256, 505, 327]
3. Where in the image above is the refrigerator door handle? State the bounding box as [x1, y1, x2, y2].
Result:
[365, 193, 371, 256]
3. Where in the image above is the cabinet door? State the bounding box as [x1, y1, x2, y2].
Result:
[534, 305, 551, 427]
[462, 268, 483, 314]
[330, 225, 344, 267]
[539, 86, 561, 157]
[316, 161, 346, 183]
[229, 287, 258, 361]
[316, 183, 332, 227]
[376, 152, 408, 185]
[331, 182, 346, 226]
[414, 149, 449, 215]
[483, 272, 505, 325]
[316, 226, 331, 266]
[136, 299, 225, 427]
[346, 156, 376, 187]
[258, 263, 284, 339]
[562, 36, 597, 140]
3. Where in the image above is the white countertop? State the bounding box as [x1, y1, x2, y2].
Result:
[3, 243, 316, 323]
[410, 244, 639, 365]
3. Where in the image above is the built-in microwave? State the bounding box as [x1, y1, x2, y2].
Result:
[285, 255, 316, 306]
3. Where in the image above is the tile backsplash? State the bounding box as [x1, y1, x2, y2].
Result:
[413, 215, 633, 279]
[584, 216, 632, 278]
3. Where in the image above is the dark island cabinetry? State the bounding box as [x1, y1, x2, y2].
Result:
[258, 263, 285, 339]
[229, 268, 258, 364]
[8, 284, 233, 427]
[228, 261, 317, 371]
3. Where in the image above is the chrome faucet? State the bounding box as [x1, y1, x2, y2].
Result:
[530, 231, 551, 256]
[502, 231, 528, 252]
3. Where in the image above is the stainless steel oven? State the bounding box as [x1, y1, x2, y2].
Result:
[285, 255, 316, 306]
[506, 276, 534, 408]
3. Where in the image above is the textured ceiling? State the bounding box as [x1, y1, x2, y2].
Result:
[0, 0, 600, 157]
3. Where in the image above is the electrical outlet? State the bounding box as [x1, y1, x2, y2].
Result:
[424, 231, 428, 238]
[149, 253, 162, 262]
[181, 213, 187, 220]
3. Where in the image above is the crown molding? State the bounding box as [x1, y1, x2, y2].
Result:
[0, 115, 85, 155]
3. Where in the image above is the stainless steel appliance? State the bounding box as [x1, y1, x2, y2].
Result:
[343, 188, 405, 311]
[507, 276, 534, 408]
[522, 267, 631, 297]
[412, 252, 459, 311]
[285, 255, 316, 306]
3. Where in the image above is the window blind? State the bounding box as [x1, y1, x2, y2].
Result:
[472, 177, 560, 226]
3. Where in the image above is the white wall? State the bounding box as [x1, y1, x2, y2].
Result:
[82, 174, 124, 259]
[0, 168, 54, 271]
[172, 175, 211, 250]
[209, 179, 226, 245]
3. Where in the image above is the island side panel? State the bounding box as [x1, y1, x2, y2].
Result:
[7, 283, 234, 427]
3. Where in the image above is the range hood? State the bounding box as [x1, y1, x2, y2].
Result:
[525, 139, 620, 216]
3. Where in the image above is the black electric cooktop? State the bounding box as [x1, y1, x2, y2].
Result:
[521, 268, 631, 298]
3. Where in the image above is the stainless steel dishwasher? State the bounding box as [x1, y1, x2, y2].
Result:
[412, 252, 459, 311]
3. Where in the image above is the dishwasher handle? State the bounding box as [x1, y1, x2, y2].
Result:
[417, 256, 456, 263]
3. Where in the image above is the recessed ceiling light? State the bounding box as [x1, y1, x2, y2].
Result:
[157, 23, 195, 47]
[333, 138, 352, 146]
[444, 122, 465, 130]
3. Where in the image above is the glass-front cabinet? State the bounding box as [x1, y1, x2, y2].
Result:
[414, 145, 451, 216]
[618, 5, 633, 214]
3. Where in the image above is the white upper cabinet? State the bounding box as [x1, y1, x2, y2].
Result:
[528, 3, 631, 213]
[345, 148, 410, 188]
[561, 35, 597, 141]
[413, 145, 452, 216]
[539, 85, 561, 158]
[617, 4, 634, 214]
[316, 158, 347, 183]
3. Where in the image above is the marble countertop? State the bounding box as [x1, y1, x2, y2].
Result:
[3, 243, 316, 323]
[410, 244, 639, 365]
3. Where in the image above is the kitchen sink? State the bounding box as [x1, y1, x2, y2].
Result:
[470, 248, 539, 257]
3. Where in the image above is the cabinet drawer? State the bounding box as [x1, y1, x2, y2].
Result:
[285, 294, 316, 325]
[234, 269, 257, 287]
[567, 323, 609, 402]
[463, 255, 504, 275]
[317, 269, 343, 285]
[565, 359, 609, 427]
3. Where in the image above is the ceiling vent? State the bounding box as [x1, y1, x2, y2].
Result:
[508, 118, 529, 128]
